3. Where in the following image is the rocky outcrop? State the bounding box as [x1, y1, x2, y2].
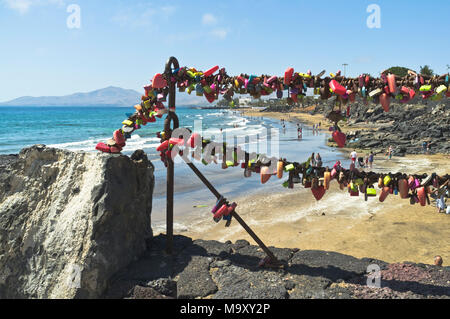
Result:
[345, 101, 450, 155]
[311, 97, 450, 155]
[0, 146, 154, 298]
[104, 235, 450, 299]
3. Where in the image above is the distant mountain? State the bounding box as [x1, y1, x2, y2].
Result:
[0, 86, 209, 107]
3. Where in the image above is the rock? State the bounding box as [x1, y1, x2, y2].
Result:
[146, 278, 177, 297]
[0, 146, 155, 298]
[288, 275, 332, 299]
[102, 234, 450, 299]
[128, 286, 173, 299]
[211, 265, 288, 299]
[176, 256, 218, 299]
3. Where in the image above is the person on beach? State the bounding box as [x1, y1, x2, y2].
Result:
[365, 154, 369, 168]
[433, 179, 449, 214]
[387, 145, 393, 160]
[422, 141, 428, 154]
[350, 150, 357, 164]
[297, 123, 302, 139]
[310, 152, 316, 167]
[368, 151, 374, 169]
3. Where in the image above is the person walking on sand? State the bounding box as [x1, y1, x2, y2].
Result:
[422, 141, 428, 154]
[350, 149, 357, 165]
[368, 151, 374, 169]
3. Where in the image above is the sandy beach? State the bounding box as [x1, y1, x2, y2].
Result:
[181, 108, 450, 266]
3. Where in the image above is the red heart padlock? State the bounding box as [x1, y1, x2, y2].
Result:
[152, 73, 167, 89]
[113, 129, 126, 146]
[311, 186, 326, 200]
[204, 92, 216, 103]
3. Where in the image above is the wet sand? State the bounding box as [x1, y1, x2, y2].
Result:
[179, 108, 450, 266]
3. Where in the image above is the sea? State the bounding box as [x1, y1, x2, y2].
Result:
[0, 105, 351, 231]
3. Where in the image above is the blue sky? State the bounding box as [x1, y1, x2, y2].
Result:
[1, 0, 449, 102]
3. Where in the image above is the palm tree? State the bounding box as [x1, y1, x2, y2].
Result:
[419, 65, 434, 76]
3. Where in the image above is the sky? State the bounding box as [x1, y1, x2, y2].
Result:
[0, 0, 449, 102]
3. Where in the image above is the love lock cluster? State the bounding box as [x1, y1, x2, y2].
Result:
[95, 62, 450, 155]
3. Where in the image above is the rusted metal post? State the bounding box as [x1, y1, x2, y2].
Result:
[164, 56, 180, 254]
[183, 160, 279, 265]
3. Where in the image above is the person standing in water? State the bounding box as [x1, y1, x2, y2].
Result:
[310, 152, 316, 167]
[315, 153, 322, 167]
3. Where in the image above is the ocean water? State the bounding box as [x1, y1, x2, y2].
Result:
[0, 106, 248, 157]
[0, 105, 350, 229]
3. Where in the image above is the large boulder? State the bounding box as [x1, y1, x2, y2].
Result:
[0, 145, 154, 298]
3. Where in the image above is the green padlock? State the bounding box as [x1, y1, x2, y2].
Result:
[226, 160, 234, 167]
[419, 85, 432, 92]
[383, 175, 392, 186]
[143, 99, 152, 110]
[285, 164, 295, 171]
[187, 83, 195, 94]
[436, 85, 447, 94]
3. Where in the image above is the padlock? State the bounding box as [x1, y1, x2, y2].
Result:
[379, 186, 390, 202]
[152, 73, 167, 89]
[329, 80, 347, 96]
[284, 67, 294, 85]
[369, 88, 382, 98]
[387, 74, 397, 94]
[380, 93, 390, 112]
[332, 130, 346, 148]
[277, 160, 284, 179]
[311, 186, 326, 201]
[204, 66, 219, 77]
[366, 187, 377, 197]
[383, 175, 392, 187]
[323, 171, 331, 190]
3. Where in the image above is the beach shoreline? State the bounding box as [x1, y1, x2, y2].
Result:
[175, 108, 450, 266]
